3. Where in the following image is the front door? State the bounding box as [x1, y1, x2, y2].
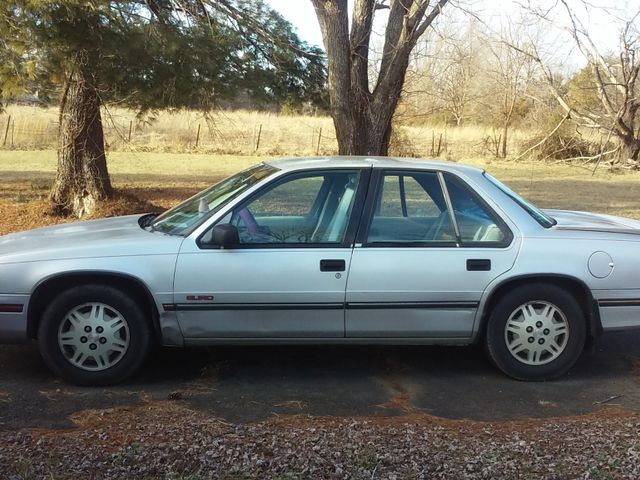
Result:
[173, 168, 368, 339]
[345, 169, 520, 338]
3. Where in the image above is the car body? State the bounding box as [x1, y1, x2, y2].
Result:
[1, 156, 640, 384]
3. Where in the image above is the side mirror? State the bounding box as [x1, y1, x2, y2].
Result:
[211, 224, 240, 248]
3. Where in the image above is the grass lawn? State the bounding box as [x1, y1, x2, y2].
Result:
[0, 150, 263, 179]
[1, 149, 640, 235]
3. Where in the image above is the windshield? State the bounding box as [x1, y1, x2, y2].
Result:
[152, 163, 279, 235]
[483, 172, 556, 228]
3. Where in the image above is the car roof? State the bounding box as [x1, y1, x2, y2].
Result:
[265, 156, 484, 176]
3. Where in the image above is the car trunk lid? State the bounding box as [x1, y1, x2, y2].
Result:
[545, 209, 640, 235]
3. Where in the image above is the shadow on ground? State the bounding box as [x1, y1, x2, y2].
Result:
[2, 331, 640, 431]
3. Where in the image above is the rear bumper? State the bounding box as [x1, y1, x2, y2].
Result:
[0, 294, 29, 343]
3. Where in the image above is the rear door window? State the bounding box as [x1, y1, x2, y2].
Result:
[367, 171, 456, 244]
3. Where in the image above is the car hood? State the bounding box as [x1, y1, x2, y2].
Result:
[0, 214, 184, 264]
[545, 209, 640, 235]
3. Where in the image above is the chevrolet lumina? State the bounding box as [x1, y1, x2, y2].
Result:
[1, 157, 639, 385]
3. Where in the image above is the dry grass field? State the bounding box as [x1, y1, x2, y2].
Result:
[1, 105, 337, 155]
[2, 105, 530, 160]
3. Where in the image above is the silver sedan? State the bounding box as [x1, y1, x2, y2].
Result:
[1, 157, 639, 385]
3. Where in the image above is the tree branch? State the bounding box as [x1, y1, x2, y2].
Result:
[514, 113, 570, 161]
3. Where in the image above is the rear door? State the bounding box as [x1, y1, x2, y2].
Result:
[345, 169, 520, 338]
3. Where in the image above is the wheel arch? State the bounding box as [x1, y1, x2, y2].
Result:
[27, 271, 161, 341]
[478, 274, 602, 342]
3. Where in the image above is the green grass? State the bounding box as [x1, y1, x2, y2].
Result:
[1, 149, 634, 181]
[0, 150, 264, 177]
[2, 150, 640, 219]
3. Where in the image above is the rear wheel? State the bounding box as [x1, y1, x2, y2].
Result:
[38, 285, 152, 386]
[485, 284, 586, 381]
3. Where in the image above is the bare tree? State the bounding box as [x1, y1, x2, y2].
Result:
[311, 0, 449, 155]
[481, 25, 537, 158]
[403, 20, 481, 126]
[519, 0, 640, 164]
[440, 28, 476, 126]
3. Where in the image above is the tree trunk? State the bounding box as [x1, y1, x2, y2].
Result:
[312, 0, 448, 158]
[501, 123, 508, 158]
[50, 57, 112, 217]
[619, 136, 640, 163]
[333, 102, 395, 156]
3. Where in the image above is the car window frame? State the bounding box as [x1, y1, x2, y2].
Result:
[357, 169, 457, 248]
[196, 167, 372, 250]
[356, 168, 513, 249]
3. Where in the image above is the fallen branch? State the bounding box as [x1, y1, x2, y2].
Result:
[593, 394, 623, 405]
[513, 113, 570, 162]
[560, 146, 620, 164]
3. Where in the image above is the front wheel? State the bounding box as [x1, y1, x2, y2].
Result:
[485, 284, 586, 381]
[38, 285, 152, 386]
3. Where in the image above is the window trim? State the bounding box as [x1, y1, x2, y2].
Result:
[398, 174, 408, 217]
[438, 171, 462, 244]
[482, 172, 556, 228]
[196, 167, 371, 250]
[357, 169, 514, 249]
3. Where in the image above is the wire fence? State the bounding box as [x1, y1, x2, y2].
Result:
[0, 108, 345, 156]
[0, 106, 525, 159]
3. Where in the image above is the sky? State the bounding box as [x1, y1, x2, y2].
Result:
[267, 0, 324, 48]
[267, 0, 637, 69]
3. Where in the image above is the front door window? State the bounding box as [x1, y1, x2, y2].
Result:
[230, 170, 361, 245]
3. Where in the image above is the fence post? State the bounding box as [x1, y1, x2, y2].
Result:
[431, 129, 435, 156]
[254, 124, 262, 151]
[436, 133, 442, 156]
[128, 120, 133, 142]
[3, 115, 11, 146]
[195, 123, 201, 148]
[316, 127, 322, 155]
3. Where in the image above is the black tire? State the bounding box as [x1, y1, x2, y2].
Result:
[38, 285, 152, 386]
[485, 283, 586, 381]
